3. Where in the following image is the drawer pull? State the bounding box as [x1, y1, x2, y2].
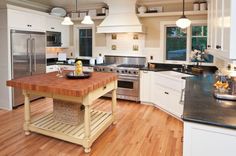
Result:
[164, 92, 169, 95]
[103, 86, 107, 90]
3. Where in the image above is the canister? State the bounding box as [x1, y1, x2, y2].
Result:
[200, 2, 207, 11]
[193, 2, 200, 11]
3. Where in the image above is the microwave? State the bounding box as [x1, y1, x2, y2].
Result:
[46, 31, 62, 47]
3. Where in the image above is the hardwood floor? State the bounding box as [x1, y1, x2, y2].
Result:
[0, 98, 183, 156]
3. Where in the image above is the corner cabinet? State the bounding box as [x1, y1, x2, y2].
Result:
[151, 72, 185, 118]
[183, 122, 236, 156]
[140, 70, 186, 119]
[207, 0, 236, 60]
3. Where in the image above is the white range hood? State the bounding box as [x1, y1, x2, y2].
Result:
[97, 0, 144, 33]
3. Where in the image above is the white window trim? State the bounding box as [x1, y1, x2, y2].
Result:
[73, 24, 95, 57]
[160, 20, 215, 65]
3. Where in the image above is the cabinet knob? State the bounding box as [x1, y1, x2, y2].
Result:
[51, 27, 55, 30]
[164, 92, 169, 95]
[216, 45, 221, 49]
[207, 45, 211, 48]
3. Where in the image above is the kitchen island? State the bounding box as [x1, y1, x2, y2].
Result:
[7, 71, 117, 153]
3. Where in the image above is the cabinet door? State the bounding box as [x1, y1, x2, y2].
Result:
[215, 0, 223, 51]
[8, 9, 45, 31]
[207, 0, 213, 49]
[61, 25, 70, 47]
[83, 66, 94, 72]
[222, 0, 231, 56]
[46, 17, 62, 32]
[184, 122, 236, 156]
[140, 71, 151, 103]
[46, 65, 57, 73]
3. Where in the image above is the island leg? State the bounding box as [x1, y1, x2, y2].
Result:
[112, 88, 117, 125]
[83, 104, 91, 153]
[23, 90, 31, 135]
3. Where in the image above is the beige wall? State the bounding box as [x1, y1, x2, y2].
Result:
[71, 2, 203, 48]
[141, 15, 207, 48]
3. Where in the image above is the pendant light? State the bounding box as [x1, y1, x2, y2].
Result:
[61, 0, 79, 25]
[81, 12, 94, 24]
[61, 16, 74, 25]
[176, 0, 191, 29]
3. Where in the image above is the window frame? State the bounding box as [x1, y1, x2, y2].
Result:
[160, 20, 214, 65]
[73, 24, 95, 57]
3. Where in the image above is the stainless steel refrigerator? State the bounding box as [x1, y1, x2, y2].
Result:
[11, 30, 46, 107]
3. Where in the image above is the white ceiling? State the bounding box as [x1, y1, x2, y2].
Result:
[7, 0, 195, 12]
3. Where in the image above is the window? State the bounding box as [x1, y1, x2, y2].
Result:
[164, 24, 214, 63]
[79, 28, 92, 57]
[166, 27, 187, 61]
[191, 25, 213, 63]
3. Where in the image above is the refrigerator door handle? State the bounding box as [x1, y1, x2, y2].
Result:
[27, 38, 32, 73]
[31, 38, 36, 72]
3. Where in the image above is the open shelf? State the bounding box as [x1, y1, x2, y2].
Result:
[137, 10, 207, 18]
[72, 16, 106, 21]
[72, 10, 207, 21]
[29, 110, 113, 145]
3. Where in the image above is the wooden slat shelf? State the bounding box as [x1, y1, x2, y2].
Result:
[72, 16, 106, 21]
[29, 110, 112, 143]
[72, 10, 207, 21]
[137, 10, 207, 17]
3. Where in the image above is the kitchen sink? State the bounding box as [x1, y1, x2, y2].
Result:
[158, 71, 194, 79]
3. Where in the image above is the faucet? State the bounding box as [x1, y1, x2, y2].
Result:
[181, 64, 188, 72]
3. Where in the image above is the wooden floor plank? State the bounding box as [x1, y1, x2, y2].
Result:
[0, 98, 183, 156]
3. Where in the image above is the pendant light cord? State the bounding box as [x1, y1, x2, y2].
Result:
[182, 0, 185, 16]
[76, 0, 78, 12]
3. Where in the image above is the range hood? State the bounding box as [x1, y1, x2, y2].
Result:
[97, 0, 144, 33]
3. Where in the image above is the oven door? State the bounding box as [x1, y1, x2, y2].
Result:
[117, 75, 139, 97]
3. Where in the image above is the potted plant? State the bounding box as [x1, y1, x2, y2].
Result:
[190, 49, 209, 73]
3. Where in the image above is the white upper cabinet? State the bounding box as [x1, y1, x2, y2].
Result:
[207, 0, 236, 60]
[8, 9, 46, 32]
[45, 16, 70, 47]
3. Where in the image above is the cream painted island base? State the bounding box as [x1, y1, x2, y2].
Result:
[7, 72, 117, 153]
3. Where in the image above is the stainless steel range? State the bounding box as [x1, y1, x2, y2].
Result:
[94, 55, 146, 102]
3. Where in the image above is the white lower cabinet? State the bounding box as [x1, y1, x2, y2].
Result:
[46, 65, 93, 73]
[184, 122, 236, 156]
[46, 65, 58, 73]
[140, 70, 186, 118]
[140, 70, 152, 103]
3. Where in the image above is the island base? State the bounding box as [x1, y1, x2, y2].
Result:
[29, 110, 113, 152]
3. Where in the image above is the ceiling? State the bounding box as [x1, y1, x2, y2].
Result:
[7, 0, 195, 12]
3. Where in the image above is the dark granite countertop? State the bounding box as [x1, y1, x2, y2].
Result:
[183, 73, 236, 129]
[47, 58, 93, 67]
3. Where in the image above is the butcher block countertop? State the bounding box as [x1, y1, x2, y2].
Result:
[7, 71, 117, 97]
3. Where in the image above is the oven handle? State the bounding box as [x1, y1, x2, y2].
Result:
[118, 76, 139, 81]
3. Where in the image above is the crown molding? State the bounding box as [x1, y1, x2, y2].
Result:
[7, 0, 51, 12]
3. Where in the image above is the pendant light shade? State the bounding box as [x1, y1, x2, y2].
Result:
[176, 0, 191, 29]
[81, 15, 94, 24]
[61, 16, 74, 25]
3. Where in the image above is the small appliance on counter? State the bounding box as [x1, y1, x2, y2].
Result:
[96, 56, 104, 64]
[89, 58, 96, 66]
[213, 72, 236, 101]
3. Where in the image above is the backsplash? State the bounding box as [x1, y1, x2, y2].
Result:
[46, 47, 74, 59]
